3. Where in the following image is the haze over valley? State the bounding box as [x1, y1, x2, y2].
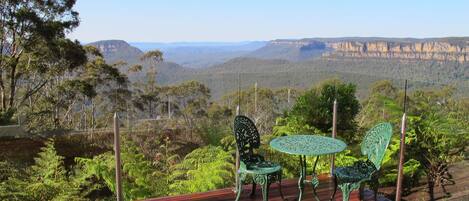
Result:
[88, 37, 469, 98]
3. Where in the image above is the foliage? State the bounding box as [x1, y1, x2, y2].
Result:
[220, 87, 299, 135]
[380, 159, 424, 194]
[358, 80, 403, 129]
[170, 146, 234, 195]
[76, 136, 177, 200]
[272, 116, 321, 137]
[290, 79, 360, 142]
[356, 80, 425, 192]
[21, 46, 129, 133]
[406, 89, 467, 198]
[0, 139, 86, 200]
[0, 0, 86, 124]
[197, 104, 232, 146]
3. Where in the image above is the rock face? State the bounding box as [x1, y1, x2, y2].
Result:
[88, 40, 143, 56]
[325, 40, 469, 62]
[87, 40, 143, 63]
[254, 38, 469, 62]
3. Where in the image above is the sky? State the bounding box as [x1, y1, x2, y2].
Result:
[68, 0, 469, 43]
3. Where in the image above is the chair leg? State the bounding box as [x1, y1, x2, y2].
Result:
[277, 171, 285, 200]
[359, 184, 365, 201]
[261, 181, 269, 201]
[370, 178, 379, 201]
[330, 176, 338, 201]
[340, 186, 351, 201]
[250, 181, 257, 197]
[338, 182, 360, 201]
[235, 173, 245, 201]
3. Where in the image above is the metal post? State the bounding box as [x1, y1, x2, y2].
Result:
[396, 113, 407, 200]
[330, 99, 337, 176]
[396, 80, 408, 201]
[287, 88, 291, 104]
[237, 73, 241, 115]
[234, 108, 240, 193]
[234, 73, 241, 193]
[113, 113, 123, 201]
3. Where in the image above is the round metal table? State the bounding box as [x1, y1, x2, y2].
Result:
[270, 135, 346, 201]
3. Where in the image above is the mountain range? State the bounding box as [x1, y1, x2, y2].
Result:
[87, 37, 469, 98]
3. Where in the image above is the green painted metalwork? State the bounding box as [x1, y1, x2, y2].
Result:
[270, 135, 347, 156]
[233, 115, 284, 201]
[270, 135, 346, 201]
[333, 122, 393, 201]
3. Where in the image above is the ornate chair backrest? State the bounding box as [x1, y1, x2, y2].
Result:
[360, 122, 393, 170]
[233, 115, 261, 163]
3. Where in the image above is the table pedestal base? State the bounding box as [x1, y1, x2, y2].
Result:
[297, 155, 322, 201]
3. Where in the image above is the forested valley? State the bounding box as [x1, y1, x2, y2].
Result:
[0, 1, 468, 201]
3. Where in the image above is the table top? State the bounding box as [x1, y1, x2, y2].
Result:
[270, 135, 346, 156]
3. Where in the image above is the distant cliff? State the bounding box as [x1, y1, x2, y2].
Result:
[87, 40, 143, 63]
[325, 39, 469, 62]
[259, 38, 469, 63]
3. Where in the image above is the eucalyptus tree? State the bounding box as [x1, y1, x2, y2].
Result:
[0, 0, 86, 123]
[166, 81, 211, 137]
[23, 45, 129, 132]
[134, 50, 164, 118]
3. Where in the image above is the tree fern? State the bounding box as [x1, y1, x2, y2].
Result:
[0, 139, 84, 201]
[76, 137, 172, 200]
[169, 146, 234, 195]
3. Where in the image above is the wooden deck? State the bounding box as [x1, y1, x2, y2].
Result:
[146, 175, 386, 201]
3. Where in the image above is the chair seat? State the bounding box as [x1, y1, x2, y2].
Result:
[241, 161, 281, 175]
[334, 160, 376, 183]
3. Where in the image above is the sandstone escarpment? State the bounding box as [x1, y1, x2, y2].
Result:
[325, 40, 469, 62]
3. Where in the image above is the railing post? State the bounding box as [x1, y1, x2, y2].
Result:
[114, 113, 123, 201]
[330, 99, 337, 176]
[396, 80, 408, 201]
[234, 72, 241, 193]
[395, 113, 407, 200]
[234, 105, 240, 193]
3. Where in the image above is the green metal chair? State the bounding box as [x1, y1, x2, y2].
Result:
[233, 115, 284, 201]
[332, 122, 393, 201]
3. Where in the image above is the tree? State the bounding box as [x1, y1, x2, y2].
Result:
[357, 80, 402, 129]
[197, 103, 232, 146]
[166, 80, 211, 138]
[0, 0, 86, 122]
[358, 80, 424, 192]
[406, 88, 468, 199]
[219, 86, 298, 135]
[290, 79, 360, 140]
[133, 50, 164, 118]
[21, 45, 129, 132]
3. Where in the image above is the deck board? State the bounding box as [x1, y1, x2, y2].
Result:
[145, 175, 383, 201]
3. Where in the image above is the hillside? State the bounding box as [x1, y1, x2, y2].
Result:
[187, 57, 469, 98]
[87, 40, 143, 64]
[87, 38, 469, 99]
[251, 37, 469, 63]
[88, 40, 194, 84]
[247, 39, 329, 61]
[130, 41, 267, 68]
